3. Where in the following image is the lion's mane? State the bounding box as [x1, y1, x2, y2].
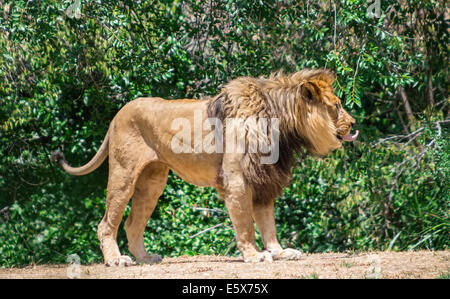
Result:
[207, 69, 338, 203]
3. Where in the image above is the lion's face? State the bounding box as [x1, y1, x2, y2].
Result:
[298, 74, 358, 156]
[321, 87, 358, 143]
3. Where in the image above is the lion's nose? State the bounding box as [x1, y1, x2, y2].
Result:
[350, 119, 356, 128]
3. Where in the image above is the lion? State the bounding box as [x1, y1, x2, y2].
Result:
[51, 69, 358, 266]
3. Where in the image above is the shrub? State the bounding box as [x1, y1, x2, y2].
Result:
[0, 0, 447, 266]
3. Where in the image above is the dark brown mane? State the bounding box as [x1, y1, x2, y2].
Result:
[207, 69, 336, 203]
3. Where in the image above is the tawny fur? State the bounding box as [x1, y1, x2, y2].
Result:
[53, 69, 356, 266]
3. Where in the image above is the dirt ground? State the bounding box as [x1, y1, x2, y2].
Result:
[1, 250, 448, 279]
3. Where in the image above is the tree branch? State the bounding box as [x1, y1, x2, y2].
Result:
[190, 223, 225, 239]
[397, 86, 415, 126]
[385, 119, 447, 202]
[372, 119, 449, 147]
[427, 66, 435, 107]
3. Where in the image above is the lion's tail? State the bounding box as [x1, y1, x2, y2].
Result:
[51, 128, 110, 176]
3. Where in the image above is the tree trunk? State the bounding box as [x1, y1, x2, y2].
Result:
[397, 86, 415, 125]
[427, 66, 435, 107]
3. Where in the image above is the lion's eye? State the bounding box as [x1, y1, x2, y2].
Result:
[335, 103, 340, 111]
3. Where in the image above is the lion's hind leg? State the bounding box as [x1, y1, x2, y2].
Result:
[97, 167, 135, 267]
[97, 134, 155, 267]
[125, 162, 169, 264]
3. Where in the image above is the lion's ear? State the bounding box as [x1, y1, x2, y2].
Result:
[300, 82, 321, 102]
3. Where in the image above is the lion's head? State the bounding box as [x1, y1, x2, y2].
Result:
[271, 69, 359, 156]
[207, 69, 358, 202]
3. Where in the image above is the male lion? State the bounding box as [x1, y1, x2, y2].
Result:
[51, 69, 358, 266]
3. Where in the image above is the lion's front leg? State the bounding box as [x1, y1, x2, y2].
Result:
[222, 155, 272, 263]
[253, 200, 302, 261]
[225, 191, 273, 263]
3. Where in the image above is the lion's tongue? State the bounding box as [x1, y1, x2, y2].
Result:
[342, 130, 359, 142]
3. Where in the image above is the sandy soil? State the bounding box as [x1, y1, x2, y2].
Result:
[1, 250, 448, 279]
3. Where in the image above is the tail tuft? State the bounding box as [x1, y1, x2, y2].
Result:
[50, 151, 66, 164]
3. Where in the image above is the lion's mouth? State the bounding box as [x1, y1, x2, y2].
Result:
[338, 130, 359, 142]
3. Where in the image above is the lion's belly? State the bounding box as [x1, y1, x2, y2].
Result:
[163, 153, 222, 188]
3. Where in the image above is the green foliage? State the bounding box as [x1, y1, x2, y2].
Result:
[0, 0, 448, 266]
[280, 130, 449, 253]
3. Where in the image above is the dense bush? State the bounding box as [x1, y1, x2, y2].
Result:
[0, 0, 448, 266]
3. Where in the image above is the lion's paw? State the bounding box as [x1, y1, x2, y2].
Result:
[136, 254, 163, 265]
[277, 248, 302, 261]
[243, 251, 273, 263]
[105, 255, 134, 267]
